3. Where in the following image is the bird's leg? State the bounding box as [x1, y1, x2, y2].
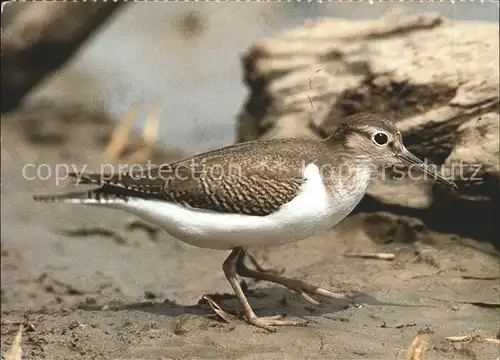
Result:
[221, 248, 304, 332]
[236, 249, 350, 307]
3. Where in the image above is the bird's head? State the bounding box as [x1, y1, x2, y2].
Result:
[328, 113, 457, 190]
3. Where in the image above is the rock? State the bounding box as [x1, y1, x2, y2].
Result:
[444, 113, 499, 199]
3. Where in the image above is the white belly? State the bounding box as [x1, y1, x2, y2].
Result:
[102, 164, 367, 250]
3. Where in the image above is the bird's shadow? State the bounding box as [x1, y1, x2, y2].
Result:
[78, 282, 434, 322]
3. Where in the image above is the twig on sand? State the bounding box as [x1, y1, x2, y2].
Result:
[485, 338, 500, 344]
[404, 335, 427, 360]
[445, 335, 477, 342]
[445, 335, 500, 344]
[3, 325, 23, 360]
[307, 93, 314, 109]
[427, 296, 500, 309]
[344, 252, 395, 261]
[460, 275, 500, 281]
[58, 227, 128, 245]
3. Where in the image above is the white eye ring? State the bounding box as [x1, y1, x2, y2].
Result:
[372, 131, 389, 146]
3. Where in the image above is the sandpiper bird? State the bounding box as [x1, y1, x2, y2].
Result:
[33, 113, 457, 331]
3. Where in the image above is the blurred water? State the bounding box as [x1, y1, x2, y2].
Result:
[26, 2, 499, 153]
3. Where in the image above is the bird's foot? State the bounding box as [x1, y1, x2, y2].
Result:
[245, 314, 309, 332]
[204, 295, 308, 332]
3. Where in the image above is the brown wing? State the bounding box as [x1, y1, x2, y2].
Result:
[72, 138, 327, 216]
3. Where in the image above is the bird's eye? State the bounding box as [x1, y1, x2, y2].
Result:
[373, 132, 389, 146]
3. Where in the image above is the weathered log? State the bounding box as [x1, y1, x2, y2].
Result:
[237, 12, 499, 245]
[1, 2, 126, 114]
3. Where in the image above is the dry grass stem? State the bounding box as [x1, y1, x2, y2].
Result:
[460, 275, 500, 280]
[4, 325, 23, 360]
[105, 103, 160, 164]
[428, 296, 500, 309]
[307, 93, 314, 109]
[484, 338, 500, 344]
[445, 335, 500, 344]
[127, 104, 159, 163]
[404, 335, 427, 360]
[445, 335, 472, 342]
[344, 252, 396, 261]
[142, 104, 159, 146]
[105, 103, 140, 162]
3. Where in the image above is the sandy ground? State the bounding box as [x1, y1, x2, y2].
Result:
[1, 107, 499, 359]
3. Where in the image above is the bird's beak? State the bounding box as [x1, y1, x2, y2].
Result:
[397, 147, 458, 190]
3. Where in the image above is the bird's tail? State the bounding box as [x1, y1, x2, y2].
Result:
[33, 188, 125, 205]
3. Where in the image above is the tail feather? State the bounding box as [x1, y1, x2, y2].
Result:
[33, 188, 126, 204]
[35, 170, 164, 204]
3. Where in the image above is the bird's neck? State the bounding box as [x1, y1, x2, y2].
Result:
[323, 143, 375, 198]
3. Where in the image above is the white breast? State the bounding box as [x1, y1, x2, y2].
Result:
[103, 163, 369, 250]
